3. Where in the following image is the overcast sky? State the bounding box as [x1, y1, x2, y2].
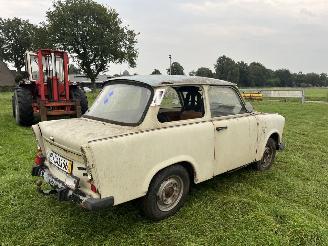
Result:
[1, 0, 328, 75]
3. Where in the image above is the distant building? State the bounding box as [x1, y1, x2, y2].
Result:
[68, 74, 113, 87]
[0, 61, 15, 87]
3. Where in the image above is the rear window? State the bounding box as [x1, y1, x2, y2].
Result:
[84, 83, 153, 125]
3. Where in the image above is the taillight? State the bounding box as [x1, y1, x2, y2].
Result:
[34, 146, 44, 166]
[90, 183, 97, 193]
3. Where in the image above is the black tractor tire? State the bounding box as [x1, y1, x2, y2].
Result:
[70, 86, 88, 114]
[12, 95, 16, 118]
[255, 138, 277, 171]
[141, 165, 190, 220]
[14, 87, 34, 126]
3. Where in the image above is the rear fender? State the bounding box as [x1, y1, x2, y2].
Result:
[81, 145, 102, 192]
[142, 155, 199, 195]
[32, 124, 45, 153]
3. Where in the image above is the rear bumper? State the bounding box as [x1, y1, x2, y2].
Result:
[81, 197, 114, 210]
[31, 165, 114, 210]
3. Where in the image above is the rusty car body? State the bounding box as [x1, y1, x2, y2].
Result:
[31, 75, 285, 220]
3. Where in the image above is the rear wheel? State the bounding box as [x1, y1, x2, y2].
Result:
[255, 138, 276, 171]
[70, 86, 88, 114]
[14, 87, 34, 126]
[141, 165, 190, 220]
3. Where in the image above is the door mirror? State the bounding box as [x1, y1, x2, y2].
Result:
[245, 102, 253, 112]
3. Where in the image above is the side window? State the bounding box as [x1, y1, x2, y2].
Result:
[209, 86, 246, 117]
[160, 87, 182, 109]
[157, 86, 204, 123]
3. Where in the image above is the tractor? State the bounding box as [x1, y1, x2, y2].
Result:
[12, 49, 88, 126]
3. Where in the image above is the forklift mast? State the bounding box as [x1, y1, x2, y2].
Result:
[25, 49, 70, 102]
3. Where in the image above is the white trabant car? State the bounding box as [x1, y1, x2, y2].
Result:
[31, 75, 285, 220]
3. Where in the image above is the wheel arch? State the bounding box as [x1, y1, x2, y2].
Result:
[257, 130, 282, 161]
[268, 132, 280, 149]
[142, 158, 198, 195]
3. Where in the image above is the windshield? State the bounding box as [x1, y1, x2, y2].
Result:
[30, 55, 39, 80]
[84, 83, 153, 125]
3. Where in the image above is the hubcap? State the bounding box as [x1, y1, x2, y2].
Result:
[156, 175, 184, 212]
[261, 146, 273, 168]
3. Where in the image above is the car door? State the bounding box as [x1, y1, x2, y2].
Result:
[208, 86, 258, 175]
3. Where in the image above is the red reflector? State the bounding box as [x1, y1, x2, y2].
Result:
[34, 148, 44, 166]
[34, 155, 44, 165]
[90, 183, 97, 193]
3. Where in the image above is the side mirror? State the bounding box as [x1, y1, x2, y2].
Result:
[245, 102, 253, 113]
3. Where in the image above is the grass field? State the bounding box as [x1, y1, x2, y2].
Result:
[0, 91, 328, 245]
[303, 88, 328, 101]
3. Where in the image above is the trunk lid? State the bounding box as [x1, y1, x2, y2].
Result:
[39, 117, 134, 152]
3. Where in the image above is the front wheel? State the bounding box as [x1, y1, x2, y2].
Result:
[141, 165, 190, 220]
[255, 138, 276, 171]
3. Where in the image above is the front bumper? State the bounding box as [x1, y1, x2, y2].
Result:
[31, 165, 114, 210]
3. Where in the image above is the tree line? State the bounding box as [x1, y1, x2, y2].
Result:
[0, 0, 138, 88]
[1, 0, 326, 89]
[152, 56, 328, 87]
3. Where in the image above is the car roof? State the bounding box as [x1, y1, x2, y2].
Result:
[106, 75, 235, 87]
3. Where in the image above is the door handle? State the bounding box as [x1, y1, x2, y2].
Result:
[216, 126, 228, 132]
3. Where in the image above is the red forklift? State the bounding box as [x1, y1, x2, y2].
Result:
[12, 49, 88, 126]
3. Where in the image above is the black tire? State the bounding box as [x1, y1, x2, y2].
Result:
[141, 165, 190, 220]
[70, 86, 88, 114]
[14, 87, 34, 126]
[12, 95, 16, 118]
[255, 138, 276, 171]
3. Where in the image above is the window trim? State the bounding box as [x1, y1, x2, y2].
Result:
[208, 85, 249, 119]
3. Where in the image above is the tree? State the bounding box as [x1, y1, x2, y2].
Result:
[237, 61, 249, 87]
[68, 64, 81, 74]
[195, 67, 213, 78]
[47, 0, 138, 88]
[214, 55, 239, 83]
[0, 18, 36, 72]
[319, 73, 328, 87]
[293, 72, 307, 87]
[0, 31, 4, 60]
[151, 69, 161, 75]
[167, 62, 184, 75]
[248, 62, 269, 87]
[275, 69, 293, 87]
[31, 24, 54, 50]
[304, 73, 321, 87]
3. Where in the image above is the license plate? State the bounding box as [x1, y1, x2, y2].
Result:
[47, 151, 73, 174]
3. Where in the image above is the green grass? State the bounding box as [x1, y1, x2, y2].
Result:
[304, 88, 328, 101]
[1, 91, 328, 245]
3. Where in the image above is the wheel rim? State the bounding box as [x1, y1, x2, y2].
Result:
[156, 175, 184, 212]
[261, 146, 273, 168]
